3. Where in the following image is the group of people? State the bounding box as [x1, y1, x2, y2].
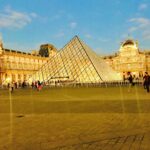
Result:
[127, 71, 150, 93]
[31, 81, 43, 91]
[6, 73, 150, 93]
[8, 81, 28, 93]
[7, 80, 43, 93]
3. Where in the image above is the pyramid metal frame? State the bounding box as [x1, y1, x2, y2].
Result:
[33, 36, 121, 84]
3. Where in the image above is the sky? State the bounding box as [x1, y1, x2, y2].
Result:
[0, 0, 150, 55]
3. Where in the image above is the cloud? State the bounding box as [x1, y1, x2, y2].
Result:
[128, 27, 138, 32]
[85, 34, 92, 39]
[69, 22, 77, 29]
[129, 17, 150, 28]
[128, 17, 150, 40]
[98, 38, 110, 42]
[138, 3, 148, 10]
[0, 33, 2, 41]
[51, 11, 65, 21]
[0, 6, 37, 29]
[143, 30, 150, 40]
[54, 32, 65, 38]
[30, 12, 37, 18]
[52, 14, 61, 20]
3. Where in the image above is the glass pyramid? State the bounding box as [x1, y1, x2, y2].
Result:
[33, 36, 121, 84]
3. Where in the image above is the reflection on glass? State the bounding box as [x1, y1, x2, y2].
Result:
[33, 36, 121, 84]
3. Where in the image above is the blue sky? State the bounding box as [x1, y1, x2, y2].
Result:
[0, 0, 150, 54]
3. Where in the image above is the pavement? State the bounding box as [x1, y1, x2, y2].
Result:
[0, 88, 150, 150]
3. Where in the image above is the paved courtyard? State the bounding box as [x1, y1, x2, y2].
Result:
[0, 86, 150, 150]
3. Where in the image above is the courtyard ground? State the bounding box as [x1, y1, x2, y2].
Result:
[0, 86, 150, 150]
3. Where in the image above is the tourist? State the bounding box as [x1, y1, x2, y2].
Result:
[9, 82, 14, 93]
[31, 82, 35, 89]
[34, 81, 37, 89]
[37, 80, 42, 91]
[7, 83, 10, 89]
[22, 82, 24, 88]
[14, 82, 18, 89]
[127, 72, 133, 92]
[143, 72, 150, 93]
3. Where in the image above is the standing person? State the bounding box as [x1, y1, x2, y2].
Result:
[127, 72, 133, 92]
[14, 82, 17, 89]
[9, 82, 14, 93]
[7, 83, 10, 89]
[35, 81, 38, 89]
[143, 72, 150, 93]
[37, 80, 42, 91]
[143, 72, 147, 89]
[31, 82, 34, 89]
[22, 81, 25, 88]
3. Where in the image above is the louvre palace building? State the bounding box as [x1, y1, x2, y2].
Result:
[0, 36, 150, 85]
[103, 39, 150, 80]
[0, 39, 57, 85]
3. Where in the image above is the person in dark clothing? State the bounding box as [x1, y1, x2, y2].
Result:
[143, 72, 150, 93]
[7, 83, 10, 89]
[22, 82, 25, 88]
[14, 82, 17, 89]
[9, 82, 14, 93]
[31, 82, 35, 89]
[37, 80, 42, 91]
[127, 72, 133, 92]
[128, 72, 133, 83]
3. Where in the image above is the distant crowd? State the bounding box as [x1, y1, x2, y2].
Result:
[4, 72, 150, 93]
[7, 80, 44, 93]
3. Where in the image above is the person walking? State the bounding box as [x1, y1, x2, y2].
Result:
[143, 72, 150, 93]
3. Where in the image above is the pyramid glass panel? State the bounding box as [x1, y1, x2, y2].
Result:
[32, 36, 122, 84]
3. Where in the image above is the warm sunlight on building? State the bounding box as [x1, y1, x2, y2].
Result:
[0, 39, 57, 85]
[0, 37, 150, 85]
[103, 39, 150, 80]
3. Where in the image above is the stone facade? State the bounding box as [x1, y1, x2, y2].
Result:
[0, 40, 57, 85]
[103, 39, 150, 79]
[39, 44, 57, 57]
[0, 37, 150, 85]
